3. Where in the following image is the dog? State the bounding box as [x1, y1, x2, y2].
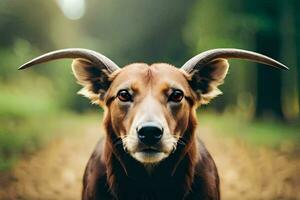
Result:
[20, 48, 287, 200]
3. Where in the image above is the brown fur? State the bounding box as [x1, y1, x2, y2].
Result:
[81, 63, 221, 200]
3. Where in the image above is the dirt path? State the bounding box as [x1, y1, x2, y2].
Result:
[0, 122, 299, 200]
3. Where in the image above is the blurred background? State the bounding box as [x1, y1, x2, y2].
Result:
[0, 0, 299, 199]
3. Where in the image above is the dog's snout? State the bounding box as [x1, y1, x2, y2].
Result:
[137, 122, 163, 146]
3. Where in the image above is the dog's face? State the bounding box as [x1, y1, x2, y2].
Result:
[72, 59, 230, 164]
[106, 63, 194, 163]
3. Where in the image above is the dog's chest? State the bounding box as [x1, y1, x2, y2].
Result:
[116, 174, 186, 200]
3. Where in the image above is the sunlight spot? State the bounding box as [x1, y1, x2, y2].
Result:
[57, 0, 86, 20]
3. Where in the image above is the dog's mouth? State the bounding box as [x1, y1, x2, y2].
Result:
[131, 147, 169, 163]
[140, 148, 161, 154]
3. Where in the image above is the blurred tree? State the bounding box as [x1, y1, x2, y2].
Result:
[244, 0, 285, 119]
[0, 1, 56, 49]
[279, 0, 299, 121]
[294, 0, 300, 120]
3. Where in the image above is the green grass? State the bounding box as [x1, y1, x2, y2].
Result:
[0, 74, 99, 171]
[0, 112, 101, 172]
[0, 118, 48, 171]
[199, 112, 300, 151]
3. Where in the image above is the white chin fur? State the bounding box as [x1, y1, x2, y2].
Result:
[132, 152, 169, 164]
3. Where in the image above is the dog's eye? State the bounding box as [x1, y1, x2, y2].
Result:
[168, 89, 184, 102]
[117, 90, 132, 102]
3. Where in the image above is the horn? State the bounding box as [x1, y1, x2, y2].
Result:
[181, 48, 288, 73]
[18, 48, 120, 73]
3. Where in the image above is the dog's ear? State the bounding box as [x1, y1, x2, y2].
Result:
[181, 48, 288, 105]
[72, 58, 113, 104]
[19, 48, 120, 105]
[186, 58, 229, 104]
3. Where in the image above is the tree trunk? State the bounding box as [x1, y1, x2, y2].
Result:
[254, 1, 285, 120]
[294, 0, 300, 120]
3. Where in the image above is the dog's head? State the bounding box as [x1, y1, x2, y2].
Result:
[19, 48, 287, 164]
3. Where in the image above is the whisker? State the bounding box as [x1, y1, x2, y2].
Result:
[177, 138, 187, 146]
[172, 144, 177, 153]
[115, 140, 123, 146]
[113, 137, 123, 147]
[123, 144, 129, 153]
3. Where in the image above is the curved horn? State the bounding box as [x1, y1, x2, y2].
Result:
[181, 48, 288, 73]
[18, 48, 120, 73]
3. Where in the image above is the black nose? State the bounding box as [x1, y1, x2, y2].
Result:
[137, 123, 163, 146]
